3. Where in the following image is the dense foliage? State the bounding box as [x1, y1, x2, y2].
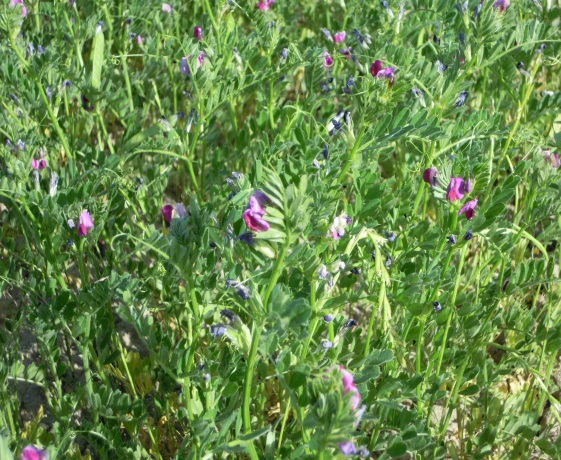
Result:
[1, 0, 560, 458]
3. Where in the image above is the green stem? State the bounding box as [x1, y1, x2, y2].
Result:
[242, 234, 291, 455]
[435, 244, 468, 377]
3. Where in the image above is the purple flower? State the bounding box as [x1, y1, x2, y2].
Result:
[493, 0, 509, 12]
[31, 149, 47, 170]
[21, 445, 48, 460]
[10, 0, 27, 17]
[175, 203, 186, 218]
[162, 3, 172, 13]
[78, 210, 94, 237]
[423, 167, 437, 186]
[137, 35, 143, 46]
[197, 51, 205, 68]
[243, 192, 270, 232]
[180, 57, 190, 76]
[446, 177, 466, 202]
[323, 314, 333, 322]
[339, 47, 353, 60]
[454, 91, 469, 108]
[161, 205, 173, 224]
[458, 199, 478, 220]
[370, 60, 395, 85]
[466, 178, 472, 193]
[333, 31, 346, 44]
[193, 26, 203, 41]
[237, 231, 255, 246]
[323, 52, 333, 68]
[338, 441, 357, 456]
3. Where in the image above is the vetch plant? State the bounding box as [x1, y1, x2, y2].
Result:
[0, 0, 560, 458]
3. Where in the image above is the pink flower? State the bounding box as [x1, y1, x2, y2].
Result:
[458, 199, 478, 220]
[422, 167, 437, 186]
[257, 0, 275, 10]
[21, 445, 48, 460]
[340, 366, 361, 411]
[78, 210, 94, 237]
[31, 149, 47, 170]
[493, 0, 509, 12]
[370, 60, 395, 85]
[197, 51, 204, 69]
[193, 26, 203, 41]
[137, 35, 143, 46]
[161, 3, 172, 13]
[10, 0, 27, 17]
[333, 31, 346, 44]
[323, 52, 333, 68]
[243, 192, 270, 232]
[446, 177, 466, 202]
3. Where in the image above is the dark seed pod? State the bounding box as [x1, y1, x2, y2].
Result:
[433, 302, 442, 313]
[464, 229, 473, 241]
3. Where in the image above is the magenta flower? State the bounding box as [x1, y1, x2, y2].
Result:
[323, 52, 333, 68]
[78, 210, 94, 237]
[340, 366, 361, 411]
[162, 205, 173, 223]
[339, 47, 353, 60]
[493, 0, 509, 12]
[10, 0, 27, 17]
[162, 3, 172, 13]
[197, 51, 205, 68]
[422, 167, 437, 186]
[333, 31, 346, 44]
[194, 26, 203, 41]
[370, 60, 395, 85]
[458, 199, 478, 220]
[31, 149, 47, 170]
[370, 60, 382, 77]
[243, 191, 270, 232]
[21, 445, 48, 460]
[446, 177, 466, 202]
[257, 0, 275, 10]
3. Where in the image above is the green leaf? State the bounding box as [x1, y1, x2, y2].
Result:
[91, 24, 105, 89]
[238, 425, 271, 441]
[459, 384, 480, 396]
[386, 438, 408, 457]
